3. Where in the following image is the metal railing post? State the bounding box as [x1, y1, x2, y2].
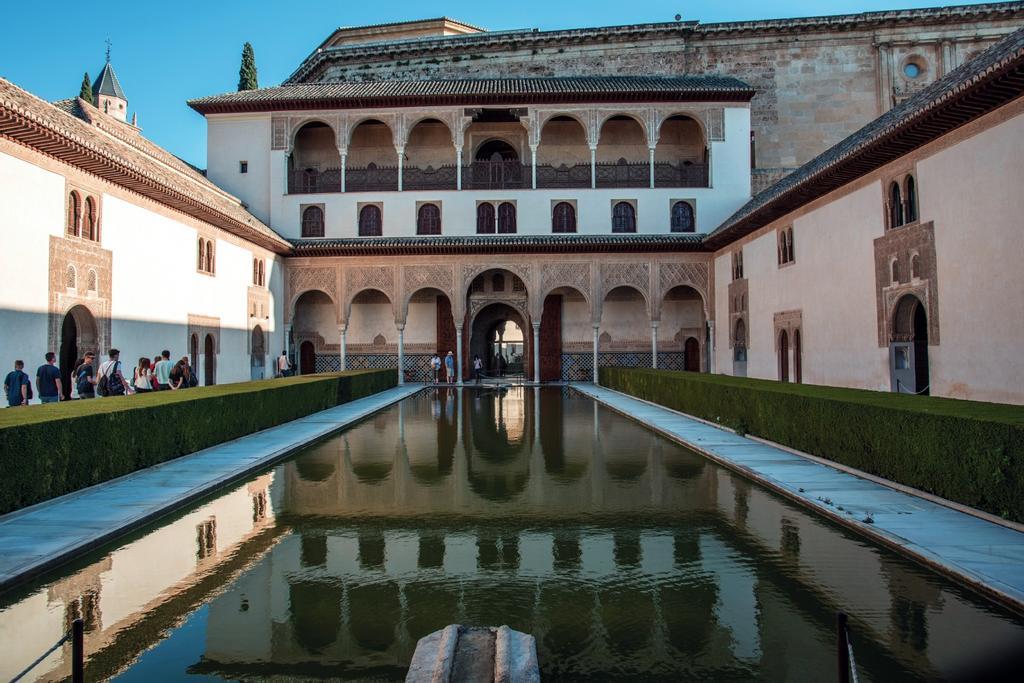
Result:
[837, 612, 850, 683]
[72, 618, 85, 683]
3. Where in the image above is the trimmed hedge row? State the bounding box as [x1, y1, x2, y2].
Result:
[600, 367, 1024, 522]
[0, 370, 395, 514]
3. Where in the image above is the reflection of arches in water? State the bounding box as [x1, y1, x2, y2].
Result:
[408, 390, 456, 484]
[664, 456, 706, 481]
[466, 464, 529, 502]
[300, 533, 327, 567]
[294, 449, 336, 482]
[601, 416, 649, 480]
[469, 389, 529, 460]
[469, 301, 530, 378]
[351, 458, 393, 484]
[660, 578, 719, 657]
[348, 583, 400, 651]
[541, 585, 594, 659]
[613, 531, 641, 568]
[288, 580, 342, 654]
[404, 582, 460, 641]
[602, 588, 654, 656]
[541, 391, 589, 480]
[60, 305, 99, 399]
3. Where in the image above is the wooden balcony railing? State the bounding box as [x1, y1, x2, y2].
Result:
[346, 165, 399, 192]
[654, 162, 709, 188]
[288, 168, 342, 194]
[463, 161, 530, 190]
[403, 165, 458, 191]
[536, 163, 591, 189]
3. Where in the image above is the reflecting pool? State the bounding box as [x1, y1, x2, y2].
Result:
[1, 387, 1022, 681]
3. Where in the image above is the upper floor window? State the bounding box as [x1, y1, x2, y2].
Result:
[904, 175, 918, 223]
[83, 196, 98, 241]
[671, 201, 695, 233]
[732, 250, 744, 281]
[888, 181, 904, 229]
[552, 202, 576, 233]
[417, 203, 442, 235]
[198, 238, 215, 275]
[359, 205, 382, 236]
[239, 161, 248, 174]
[301, 206, 324, 237]
[498, 202, 517, 234]
[476, 203, 495, 234]
[67, 191, 81, 237]
[612, 201, 636, 233]
[778, 227, 795, 266]
[252, 258, 265, 287]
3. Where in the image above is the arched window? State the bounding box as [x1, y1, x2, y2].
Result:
[258, 260, 265, 286]
[65, 265, 76, 289]
[891, 259, 900, 284]
[87, 269, 97, 292]
[84, 196, 97, 241]
[793, 329, 802, 384]
[253, 258, 259, 285]
[778, 329, 789, 382]
[67, 191, 81, 236]
[417, 203, 441, 235]
[498, 202, 517, 234]
[787, 228, 794, 263]
[670, 201, 695, 233]
[206, 240, 215, 274]
[552, 202, 576, 233]
[612, 202, 636, 233]
[492, 273, 505, 291]
[476, 203, 495, 234]
[911, 254, 921, 280]
[889, 182, 904, 229]
[301, 206, 324, 237]
[358, 205, 382, 236]
[197, 239, 205, 271]
[905, 175, 918, 223]
[778, 232, 787, 265]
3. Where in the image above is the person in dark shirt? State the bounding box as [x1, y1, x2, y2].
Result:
[36, 352, 62, 403]
[75, 352, 96, 399]
[4, 360, 30, 407]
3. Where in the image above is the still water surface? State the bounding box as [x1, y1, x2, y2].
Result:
[1, 387, 1022, 681]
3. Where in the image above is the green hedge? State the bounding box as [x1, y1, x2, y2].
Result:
[0, 370, 395, 514]
[600, 368, 1024, 522]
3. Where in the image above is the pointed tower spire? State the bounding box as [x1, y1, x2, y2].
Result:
[92, 42, 128, 122]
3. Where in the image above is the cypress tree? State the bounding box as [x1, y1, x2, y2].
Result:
[79, 72, 93, 105]
[238, 42, 258, 91]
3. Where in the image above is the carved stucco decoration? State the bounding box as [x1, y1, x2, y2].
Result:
[289, 266, 338, 307]
[47, 235, 112, 355]
[187, 314, 222, 353]
[601, 262, 650, 300]
[540, 262, 592, 301]
[467, 295, 531, 326]
[402, 264, 455, 317]
[773, 310, 803, 350]
[460, 263, 532, 297]
[659, 262, 709, 302]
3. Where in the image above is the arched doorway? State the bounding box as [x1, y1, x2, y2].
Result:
[190, 334, 199, 374]
[204, 334, 216, 386]
[793, 329, 803, 384]
[470, 304, 528, 378]
[661, 285, 706, 372]
[59, 305, 98, 399]
[251, 325, 265, 380]
[300, 340, 316, 375]
[684, 337, 700, 372]
[890, 295, 929, 394]
[778, 330, 790, 382]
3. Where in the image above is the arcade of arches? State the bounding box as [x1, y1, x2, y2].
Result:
[285, 256, 711, 383]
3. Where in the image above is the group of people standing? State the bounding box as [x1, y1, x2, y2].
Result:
[429, 351, 486, 383]
[4, 349, 198, 407]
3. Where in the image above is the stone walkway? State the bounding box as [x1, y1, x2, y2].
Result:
[0, 384, 423, 592]
[574, 384, 1024, 611]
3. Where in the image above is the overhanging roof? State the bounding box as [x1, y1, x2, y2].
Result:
[188, 76, 754, 115]
[291, 233, 706, 257]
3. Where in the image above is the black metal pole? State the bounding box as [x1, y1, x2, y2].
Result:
[71, 618, 84, 683]
[837, 612, 850, 683]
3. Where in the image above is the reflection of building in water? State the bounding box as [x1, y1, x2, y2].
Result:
[0, 474, 278, 682]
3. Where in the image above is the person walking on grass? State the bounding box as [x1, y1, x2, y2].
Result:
[133, 357, 153, 394]
[98, 348, 131, 397]
[36, 352, 62, 403]
[444, 350, 455, 384]
[154, 350, 173, 391]
[75, 351, 97, 399]
[4, 360, 30, 406]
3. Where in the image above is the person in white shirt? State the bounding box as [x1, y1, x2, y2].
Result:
[277, 351, 291, 377]
[153, 350, 174, 391]
[473, 355, 483, 383]
[430, 354, 441, 384]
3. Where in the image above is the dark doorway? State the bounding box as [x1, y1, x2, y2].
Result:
[469, 303, 529, 379]
[190, 334, 199, 375]
[474, 139, 518, 162]
[299, 341, 316, 375]
[684, 337, 700, 372]
[889, 295, 930, 395]
[251, 326, 265, 380]
[59, 306, 98, 399]
[204, 334, 216, 386]
[778, 330, 789, 382]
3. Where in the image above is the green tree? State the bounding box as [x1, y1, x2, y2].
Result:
[238, 42, 258, 91]
[79, 72, 93, 105]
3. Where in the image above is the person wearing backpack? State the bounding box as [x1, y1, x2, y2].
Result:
[4, 360, 31, 406]
[35, 352, 63, 403]
[75, 351, 97, 399]
[98, 348, 132, 397]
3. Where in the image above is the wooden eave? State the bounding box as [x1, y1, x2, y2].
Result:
[290, 235, 708, 257]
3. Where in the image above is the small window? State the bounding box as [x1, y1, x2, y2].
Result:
[476, 203, 495, 234]
[911, 254, 921, 280]
[253, 258, 259, 285]
[552, 202, 576, 233]
[206, 241, 215, 275]
[671, 201, 695, 233]
[778, 227, 795, 265]
[889, 182, 904, 229]
[87, 269, 97, 292]
[66, 265, 77, 289]
[612, 202, 636, 233]
[417, 203, 442, 235]
[904, 62, 921, 79]
[904, 175, 918, 223]
[498, 202, 517, 234]
[84, 196, 98, 241]
[492, 273, 505, 292]
[732, 250, 744, 281]
[67, 191, 81, 237]
[359, 205, 382, 236]
[258, 260, 265, 287]
[239, 161, 248, 174]
[891, 259, 900, 284]
[301, 206, 324, 237]
[197, 238, 215, 274]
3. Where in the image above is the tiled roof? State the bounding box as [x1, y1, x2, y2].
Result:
[705, 26, 1024, 249]
[92, 62, 126, 100]
[292, 233, 705, 256]
[188, 76, 754, 114]
[0, 78, 290, 253]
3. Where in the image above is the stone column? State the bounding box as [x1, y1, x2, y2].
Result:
[648, 147, 656, 189]
[455, 328, 464, 387]
[396, 146, 405, 191]
[339, 148, 347, 193]
[284, 152, 292, 194]
[532, 321, 541, 384]
[396, 323, 405, 385]
[339, 324, 347, 371]
[651, 320, 659, 369]
[589, 145, 597, 189]
[455, 144, 463, 190]
[530, 144, 538, 190]
[592, 323, 600, 384]
[708, 320, 716, 374]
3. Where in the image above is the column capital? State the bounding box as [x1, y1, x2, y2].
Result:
[337, 323, 347, 333]
[651, 319, 660, 328]
[395, 322, 406, 332]
[532, 321, 541, 330]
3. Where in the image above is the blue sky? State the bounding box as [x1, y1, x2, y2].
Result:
[0, 1, 994, 167]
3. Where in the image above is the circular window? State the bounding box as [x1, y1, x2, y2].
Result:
[904, 62, 922, 79]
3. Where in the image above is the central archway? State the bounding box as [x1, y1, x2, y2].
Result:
[470, 303, 529, 379]
[60, 305, 98, 399]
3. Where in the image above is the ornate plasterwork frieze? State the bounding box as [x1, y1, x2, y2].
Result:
[773, 309, 803, 350]
[540, 262, 591, 301]
[288, 266, 338, 305]
[601, 262, 650, 300]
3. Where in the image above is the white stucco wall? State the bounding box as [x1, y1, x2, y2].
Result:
[206, 115, 272, 225]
